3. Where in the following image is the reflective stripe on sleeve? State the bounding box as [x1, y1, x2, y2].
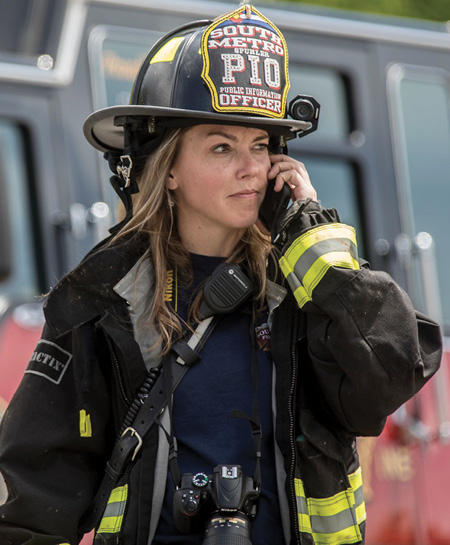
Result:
[279, 223, 359, 308]
[295, 467, 366, 545]
[96, 484, 128, 534]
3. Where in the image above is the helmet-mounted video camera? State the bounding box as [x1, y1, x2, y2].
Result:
[288, 95, 320, 137]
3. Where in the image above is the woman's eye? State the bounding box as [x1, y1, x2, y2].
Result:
[254, 143, 269, 152]
[211, 142, 269, 153]
[213, 143, 230, 153]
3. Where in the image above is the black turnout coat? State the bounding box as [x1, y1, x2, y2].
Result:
[0, 201, 442, 545]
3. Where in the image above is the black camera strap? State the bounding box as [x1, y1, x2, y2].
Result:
[81, 262, 255, 533]
[80, 315, 220, 534]
[167, 309, 263, 493]
[231, 313, 263, 491]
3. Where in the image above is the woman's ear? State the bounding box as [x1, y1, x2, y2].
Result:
[166, 172, 178, 190]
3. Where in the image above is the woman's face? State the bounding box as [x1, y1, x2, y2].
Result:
[167, 124, 271, 254]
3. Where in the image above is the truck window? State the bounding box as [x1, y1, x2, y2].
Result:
[302, 157, 362, 237]
[89, 26, 162, 110]
[0, 0, 67, 59]
[88, 26, 163, 215]
[289, 65, 363, 251]
[388, 65, 450, 331]
[0, 120, 39, 303]
[288, 65, 351, 139]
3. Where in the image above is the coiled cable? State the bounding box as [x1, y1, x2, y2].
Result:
[117, 365, 162, 439]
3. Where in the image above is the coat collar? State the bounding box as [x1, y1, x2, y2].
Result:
[44, 234, 148, 337]
[113, 251, 162, 370]
[44, 234, 287, 339]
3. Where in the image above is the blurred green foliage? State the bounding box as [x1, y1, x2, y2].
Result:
[276, 0, 450, 21]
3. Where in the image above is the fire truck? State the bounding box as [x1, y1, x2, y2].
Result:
[0, 1, 450, 543]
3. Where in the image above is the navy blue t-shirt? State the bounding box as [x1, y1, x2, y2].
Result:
[153, 254, 284, 544]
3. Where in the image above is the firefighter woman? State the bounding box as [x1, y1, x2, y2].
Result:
[0, 5, 442, 545]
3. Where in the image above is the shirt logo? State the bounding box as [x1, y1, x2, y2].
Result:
[255, 323, 271, 351]
[26, 339, 72, 384]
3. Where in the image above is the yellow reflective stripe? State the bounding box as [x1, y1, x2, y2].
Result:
[278, 259, 310, 308]
[305, 526, 362, 545]
[97, 515, 124, 534]
[308, 490, 356, 517]
[282, 224, 359, 275]
[279, 223, 359, 308]
[296, 479, 313, 533]
[287, 223, 357, 256]
[302, 250, 359, 291]
[109, 485, 129, 503]
[355, 503, 366, 526]
[295, 468, 365, 545]
[79, 410, 92, 437]
[97, 484, 128, 534]
[150, 37, 184, 64]
[349, 467, 366, 525]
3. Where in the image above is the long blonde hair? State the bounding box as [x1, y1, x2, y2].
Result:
[114, 127, 274, 352]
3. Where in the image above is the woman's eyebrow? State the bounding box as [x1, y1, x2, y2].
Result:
[204, 130, 269, 143]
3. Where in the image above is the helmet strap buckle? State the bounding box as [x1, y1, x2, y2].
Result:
[148, 117, 156, 135]
[116, 155, 133, 188]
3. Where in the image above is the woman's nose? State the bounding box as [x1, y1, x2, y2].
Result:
[237, 150, 262, 178]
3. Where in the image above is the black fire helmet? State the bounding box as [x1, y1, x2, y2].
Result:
[82, 5, 319, 227]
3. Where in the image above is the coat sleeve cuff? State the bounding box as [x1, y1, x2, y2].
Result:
[278, 222, 360, 308]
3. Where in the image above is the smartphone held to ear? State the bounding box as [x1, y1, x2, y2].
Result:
[258, 179, 291, 234]
[258, 94, 320, 236]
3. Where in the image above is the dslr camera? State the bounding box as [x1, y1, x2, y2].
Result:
[173, 464, 259, 544]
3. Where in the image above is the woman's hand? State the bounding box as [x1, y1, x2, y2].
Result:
[267, 154, 317, 202]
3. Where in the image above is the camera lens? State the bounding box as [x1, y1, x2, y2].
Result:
[202, 513, 252, 545]
[289, 98, 315, 121]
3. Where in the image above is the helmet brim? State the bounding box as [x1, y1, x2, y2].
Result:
[83, 105, 312, 153]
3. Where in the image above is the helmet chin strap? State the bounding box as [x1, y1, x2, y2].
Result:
[108, 119, 142, 234]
